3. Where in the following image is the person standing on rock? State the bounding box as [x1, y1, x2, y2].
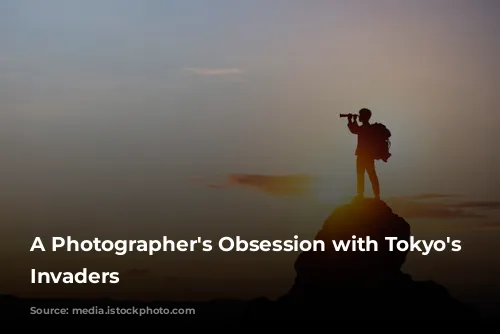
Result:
[344, 108, 382, 200]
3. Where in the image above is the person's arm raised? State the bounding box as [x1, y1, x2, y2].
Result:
[347, 116, 360, 134]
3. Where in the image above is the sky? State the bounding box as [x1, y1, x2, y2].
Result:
[0, 0, 500, 303]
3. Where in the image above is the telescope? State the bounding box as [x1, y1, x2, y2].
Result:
[339, 113, 358, 118]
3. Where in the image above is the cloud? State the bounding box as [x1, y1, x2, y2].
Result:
[227, 174, 314, 196]
[398, 193, 458, 200]
[446, 201, 500, 209]
[475, 221, 500, 231]
[192, 173, 315, 197]
[192, 174, 500, 220]
[183, 67, 244, 76]
[386, 194, 500, 219]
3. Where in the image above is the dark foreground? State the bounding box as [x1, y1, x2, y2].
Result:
[4, 199, 498, 327]
[0, 293, 497, 328]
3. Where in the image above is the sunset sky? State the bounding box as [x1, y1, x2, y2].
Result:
[1, 1, 499, 303]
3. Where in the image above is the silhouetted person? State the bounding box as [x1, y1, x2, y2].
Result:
[347, 108, 380, 200]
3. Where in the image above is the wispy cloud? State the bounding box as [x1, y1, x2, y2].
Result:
[474, 221, 500, 231]
[397, 193, 458, 200]
[190, 173, 315, 197]
[191, 174, 500, 220]
[183, 67, 244, 76]
[228, 174, 314, 196]
[446, 201, 500, 209]
[386, 195, 500, 219]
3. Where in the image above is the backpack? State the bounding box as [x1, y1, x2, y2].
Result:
[370, 123, 392, 162]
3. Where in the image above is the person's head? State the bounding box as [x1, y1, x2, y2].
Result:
[359, 108, 372, 124]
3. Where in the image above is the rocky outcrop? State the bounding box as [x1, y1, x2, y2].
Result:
[271, 198, 476, 323]
[289, 197, 410, 297]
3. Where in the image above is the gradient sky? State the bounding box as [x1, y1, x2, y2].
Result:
[1, 1, 500, 302]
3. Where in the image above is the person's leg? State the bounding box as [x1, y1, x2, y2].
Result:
[356, 156, 365, 197]
[366, 159, 380, 199]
